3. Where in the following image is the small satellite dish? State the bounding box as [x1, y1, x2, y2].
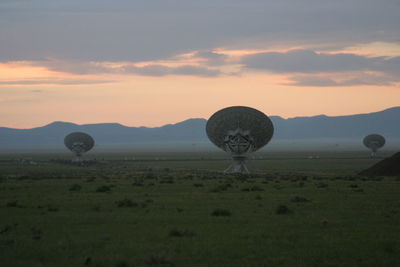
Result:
[206, 106, 274, 174]
[363, 134, 385, 157]
[64, 132, 95, 161]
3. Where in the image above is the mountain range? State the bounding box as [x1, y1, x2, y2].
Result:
[1, 107, 399, 150]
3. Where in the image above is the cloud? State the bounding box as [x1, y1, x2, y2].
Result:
[288, 74, 399, 87]
[0, 0, 399, 62]
[240, 49, 400, 86]
[169, 65, 221, 77]
[241, 49, 384, 73]
[35, 59, 111, 75]
[122, 64, 222, 77]
[372, 56, 400, 74]
[0, 79, 115, 86]
[36, 59, 223, 77]
[192, 50, 228, 65]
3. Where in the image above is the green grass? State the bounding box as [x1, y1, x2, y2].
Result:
[0, 151, 399, 266]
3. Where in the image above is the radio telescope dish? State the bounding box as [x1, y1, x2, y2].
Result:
[206, 106, 274, 174]
[363, 134, 385, 157]
[64, 132, 95, 161]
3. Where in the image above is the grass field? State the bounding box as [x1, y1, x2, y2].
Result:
[0, 150, 399, 266]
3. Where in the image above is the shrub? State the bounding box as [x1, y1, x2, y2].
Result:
[290, 196, 310, 203]
[383, 241, 397, 253]
[211, 209, 231, 216]
[115, 261, 129, 267]
[242, 185, 264, 192]
[0, 239, 15, 248]
[315, 182, 328, 188]
[210, 184, 230, 192]
[346, 176, 357, 181]
[236, 176, 248, 183]
[132, 182, 144, 187]
[144, 253, 173, 266]
[6, 201, 18, 207]
[273, 185, 283, 190]
[84, 257, 91, 265]
[168, 229, 195, 237]
[96, 185, 112, 192]
[31, 227, 42, 240]
[85, 177, 96, 182]
[159, 177, 174, 184]
[69, 184, 82, 191]
[145, 173, 157, 179]
[275, 205, 291, 215]
[92, 206, 101, 212]
[116, 198, 137, 208]
[352, 188, 364, 193]
[0, 223, 17, 234]
[47, 205, 59, 212]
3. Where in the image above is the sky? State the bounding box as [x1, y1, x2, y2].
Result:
[1, 0, 399, 128]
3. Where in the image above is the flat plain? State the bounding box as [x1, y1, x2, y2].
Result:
[0, 150, 399, 267]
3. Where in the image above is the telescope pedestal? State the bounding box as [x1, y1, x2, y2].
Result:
[224, 155, 249, 174]
[72, 154, 83, 163]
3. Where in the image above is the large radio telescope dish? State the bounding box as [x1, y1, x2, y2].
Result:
[64, 132, 95, 161]
[206, 106, 274, 174]
[363, 134, 385, 157]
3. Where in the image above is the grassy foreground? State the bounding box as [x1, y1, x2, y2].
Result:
[0, 151, 399, 266]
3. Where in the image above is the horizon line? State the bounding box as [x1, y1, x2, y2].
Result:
[1, 106, 399, 130]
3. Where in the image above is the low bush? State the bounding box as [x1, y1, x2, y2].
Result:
[210, 184, 231, 192]
[290, 196, 310, 203]
[275, 205, 291, 215]
[69, 184, 82, 191]
[96, 185, 112, 192]
[115, 260, 129, 267]
[116, 198, 137, 208]
[211, 209, 231, 216]
[145, 252, 173, 266]
[242, 185, 264, 192]
[31, 227, 42, 240]
[315, 182, 328, 188]
[169, 228, 195, 237]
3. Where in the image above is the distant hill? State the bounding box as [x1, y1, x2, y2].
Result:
[0, 118, 208, 148]
[0, 107, 399, 150]
[271, 106, 400, 139]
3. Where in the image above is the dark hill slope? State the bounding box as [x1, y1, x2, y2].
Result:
[359, 152, 400, 176]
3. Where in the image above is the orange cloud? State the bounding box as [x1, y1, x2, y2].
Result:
[1, 44, 399, 128]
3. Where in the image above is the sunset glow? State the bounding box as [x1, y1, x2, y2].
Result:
[1, 1, 399, 128]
